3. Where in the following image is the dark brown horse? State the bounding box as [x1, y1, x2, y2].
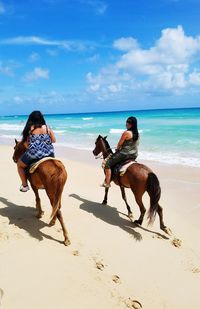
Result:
[93, 135, 171, 234]
[13, 140, 70, 246]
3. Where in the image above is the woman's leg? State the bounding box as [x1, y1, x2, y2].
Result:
[103, 152, 126, 187]
[17, 160, 28, 186]
[104, 168, 111, 186]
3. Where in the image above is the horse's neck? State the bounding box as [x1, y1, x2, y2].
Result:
[18, 143, 27, 157]
[102, 142, 113, 159]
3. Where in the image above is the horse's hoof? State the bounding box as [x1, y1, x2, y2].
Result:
[161, 226, 172, 235]
[134, 220, 142, 225]
[64, 239, 71, 246]
[128, 213, 133, 221]
[36, 211, 44, 219]
[102, 200, 107, 205]
[49, 220, 56, 226]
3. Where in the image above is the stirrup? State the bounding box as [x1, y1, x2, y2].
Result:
[19, 185, 30, 192]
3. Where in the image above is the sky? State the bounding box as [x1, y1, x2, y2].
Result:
[0, 0, 200, 115]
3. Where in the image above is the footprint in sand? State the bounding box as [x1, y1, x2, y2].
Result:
[0, 288, 4, 307]
[191, 267, 200, 274]
[171, 238, 182, 248]
[72, 250, 79, 256]
[95, 261, 105, 271]
[126, 298, 142, 309]
[112, 275, 121, 284]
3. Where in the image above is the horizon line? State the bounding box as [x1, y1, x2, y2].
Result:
[1, 106, 200, 117]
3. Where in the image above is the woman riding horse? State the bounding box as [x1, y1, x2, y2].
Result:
[17, 111, 56, 192]
[103, 116, 139, 188]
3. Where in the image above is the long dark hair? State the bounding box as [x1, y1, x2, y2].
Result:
[126, 116, 139, 141]
[22, 111, 46, 142]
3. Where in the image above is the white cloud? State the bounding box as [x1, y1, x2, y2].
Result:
[86, 53, 100, 63]
[0, 36, 96, 52]
[28, 52, 40, 62]
[0, 1, 5, 14]
[80, 0, 107, 15]
[24, 67, 49, 82]
[46, 48, 59, 56]
[0, 61, 15, 77]
[13, 96, 24, 103]
[113, 37, 139, 51]
[189, 71, 200, 85]
[87, 26, 200, 98]
[0, 36, 70, 47]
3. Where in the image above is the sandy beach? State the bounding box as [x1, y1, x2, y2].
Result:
[0, 144, 200, 309]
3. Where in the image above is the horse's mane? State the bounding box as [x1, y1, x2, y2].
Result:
[103, 138, 111, 151]
[100, 136, 113, 154]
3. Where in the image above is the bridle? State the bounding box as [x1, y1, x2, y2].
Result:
[94, 137, 113, 160]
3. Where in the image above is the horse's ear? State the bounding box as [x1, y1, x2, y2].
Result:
[15, 139, 18, 145]
[104, 136, 107, 140]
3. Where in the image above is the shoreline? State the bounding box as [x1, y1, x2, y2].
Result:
[2, 137, 200, 168]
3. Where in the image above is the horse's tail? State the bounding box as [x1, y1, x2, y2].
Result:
[50, 160, 67, 219]
[146, 172, 161, 225]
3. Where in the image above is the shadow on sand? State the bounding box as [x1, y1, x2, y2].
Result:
[69, 193, 142, 241]
[70, 194, 169, 241]
[0, 197, 62, 244]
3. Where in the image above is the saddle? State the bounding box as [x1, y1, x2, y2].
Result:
[29, 157, 58, 174]
[112, 160, 136, 177]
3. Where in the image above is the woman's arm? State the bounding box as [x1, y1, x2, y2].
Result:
[116, 131, 131, 150]
[49, 128, 56, 143]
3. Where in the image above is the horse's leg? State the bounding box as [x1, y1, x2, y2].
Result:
[132, 190, 146, 225]
[47, 186, 70, 245]
[49, 215, 57, 226]
[102, 187, 109, 205]
[46, 191, 57, 226]
[49, 197, 57, 226]
[157, 204, 171, 234]
[57, 208, 70, 246]
[31, 185, 44, 218]
[120, 186, 133, 220]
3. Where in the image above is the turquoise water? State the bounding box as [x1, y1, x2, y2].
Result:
[0, 108, 200, 167]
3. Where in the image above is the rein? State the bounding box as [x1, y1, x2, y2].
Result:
[95, 146, 113, 160]
[95, 153, 104, 159]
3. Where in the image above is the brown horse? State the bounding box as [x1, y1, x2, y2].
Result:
[93, 135, 171, 234]
[13, 139, 70, 246]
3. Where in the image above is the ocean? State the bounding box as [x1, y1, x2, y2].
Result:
[0, 108, 200, 167]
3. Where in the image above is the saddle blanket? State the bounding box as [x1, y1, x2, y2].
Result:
[102, 157, 136, 176]
[29, 157, 59, 174]
[119, 161, 136, 176]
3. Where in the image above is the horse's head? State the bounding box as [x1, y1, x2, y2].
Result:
[12, 139, 26, 163]
[93, 135, 112, 159]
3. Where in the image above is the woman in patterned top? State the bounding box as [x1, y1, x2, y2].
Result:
[17, 111, 56, 192]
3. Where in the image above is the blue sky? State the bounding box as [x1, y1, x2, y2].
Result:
[0, 0, 200, 115]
